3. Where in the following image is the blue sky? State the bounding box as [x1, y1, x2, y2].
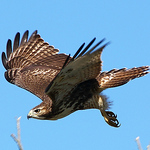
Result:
[0, 1, 150, 150]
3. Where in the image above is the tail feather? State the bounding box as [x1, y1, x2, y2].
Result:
[97, 66, 150, 89]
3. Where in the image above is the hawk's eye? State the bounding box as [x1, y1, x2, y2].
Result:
[34, 109, 40, 113]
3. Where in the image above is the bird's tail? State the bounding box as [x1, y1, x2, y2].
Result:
[97, 66, 150, 89]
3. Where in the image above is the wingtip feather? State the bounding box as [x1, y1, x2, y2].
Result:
[13, 32, 20, 52]
[6, 39, 12, 59]
[77, 37, 96, 57]
[2, 52, 8, 69]
[20, 30, 29, 46]
[29, 30, 38, 41]
[72, 42, 85, 60]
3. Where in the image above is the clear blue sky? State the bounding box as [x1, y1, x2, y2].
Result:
[0, 1, 150, 150]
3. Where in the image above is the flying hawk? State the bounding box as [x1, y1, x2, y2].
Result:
[2, 30, 150, 127]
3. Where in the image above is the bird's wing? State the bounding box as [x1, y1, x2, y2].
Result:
[97, 66, 150, 90]
[2, 30, 69, 101]
[45, 38, 108, 105]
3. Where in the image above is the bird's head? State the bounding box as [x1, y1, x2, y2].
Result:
[27, 101, 52, 120]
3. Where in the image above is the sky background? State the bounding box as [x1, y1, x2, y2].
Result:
[0, 1, 150, 150]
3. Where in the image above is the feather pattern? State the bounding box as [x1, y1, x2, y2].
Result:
[2, 30, 69, 101]
[45, 39, 108, 105]
[97, 66, 150, 89]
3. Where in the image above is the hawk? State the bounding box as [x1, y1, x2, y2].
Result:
[2, 30, 150, 127]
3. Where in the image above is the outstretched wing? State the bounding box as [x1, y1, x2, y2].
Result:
[45, 38, 108, 105]
[2, 30, 69, 101]
[97, 66, 150, 90]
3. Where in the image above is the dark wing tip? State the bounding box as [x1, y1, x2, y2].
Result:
[20, 30, 29, 46]
[72, 43, 85, 60]
[71, 38, 96, 60]
[6, 39, 12, 59]
[103, 41, 110, 47]
[73, 37, 107, 60]
[2, 52, 8, 69]
[76, 37, 96, 58]
[85, 38, 106, 55]
[13, 32, 20, 52]
[29, 30, 38, 41]
[99, 41, 110, 52]
[2, 30, 38, 70]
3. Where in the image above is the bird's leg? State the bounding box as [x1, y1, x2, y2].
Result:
[101, 110, 120, 127]
[98, 96, 121, 127]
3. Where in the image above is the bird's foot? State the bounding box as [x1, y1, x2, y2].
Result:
[101, 110, 121, 127]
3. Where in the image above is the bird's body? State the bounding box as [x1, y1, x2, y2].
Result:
[2, 30, 150, 127]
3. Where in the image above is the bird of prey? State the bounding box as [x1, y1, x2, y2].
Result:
[2, 30, 150, 127]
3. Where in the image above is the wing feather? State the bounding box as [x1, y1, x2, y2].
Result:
[6, 39, 12, 58]
[13, 32, 20, 52]
[8, 30, 59, 67]
[45, 39, 108, 104]
[20, 30, 29, 45]
[2, 30, 69, 101]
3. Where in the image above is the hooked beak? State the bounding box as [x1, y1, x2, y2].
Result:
[27, 115, 31, 119]
[27, 110, 32, 119]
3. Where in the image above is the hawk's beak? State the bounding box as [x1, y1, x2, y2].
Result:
[27, 115, 31, 119]
[27, 111, 32, 119]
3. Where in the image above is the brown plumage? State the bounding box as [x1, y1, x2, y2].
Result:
[2, 30, 150, 127]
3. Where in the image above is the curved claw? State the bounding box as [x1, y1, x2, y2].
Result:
[106, 111, 117, 118]
[103, 111, 121, 127]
